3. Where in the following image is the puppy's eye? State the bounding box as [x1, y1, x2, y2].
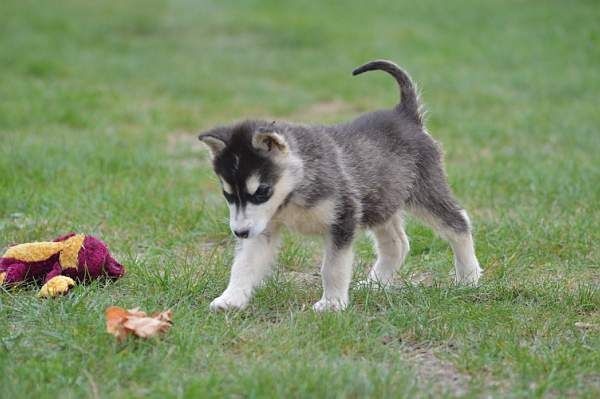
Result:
[254, 185, 270, 197]
[250, 184, 272, 203]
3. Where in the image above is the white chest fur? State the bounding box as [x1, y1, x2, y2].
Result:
[273, 199, 336, 235]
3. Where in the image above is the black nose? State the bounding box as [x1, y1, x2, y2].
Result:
[234, 229, 250, 239]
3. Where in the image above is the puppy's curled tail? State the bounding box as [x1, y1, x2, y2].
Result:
[352, 59, 422, 124]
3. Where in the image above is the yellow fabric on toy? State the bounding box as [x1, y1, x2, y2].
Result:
[2, 234, 84, 270]
[59, 234, 85, 270]
[38, 275, 76, 298]
[3, 241, 64, 263]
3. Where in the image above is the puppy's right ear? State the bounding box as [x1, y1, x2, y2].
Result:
[198, 134, 226, 157]
[198, 127, 229, 158]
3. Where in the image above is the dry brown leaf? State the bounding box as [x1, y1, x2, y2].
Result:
[123, 316, 171, 338]
[127, 307, 148, 318]
[105, 306, 173, 341]
[105, 306, 130, 341]
[153, 309, 173, 323]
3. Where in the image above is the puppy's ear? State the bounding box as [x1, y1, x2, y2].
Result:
[198, 127, 229, 158]
[252, 129, 288, 155]
[198, 134, 226, 157]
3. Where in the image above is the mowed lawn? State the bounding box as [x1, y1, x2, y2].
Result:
[1, 0, 599, 397]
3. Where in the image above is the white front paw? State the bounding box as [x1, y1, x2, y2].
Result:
[313, 297, 348, 312]
[209, 291, 250, 311]
[455, 267, 482, 286]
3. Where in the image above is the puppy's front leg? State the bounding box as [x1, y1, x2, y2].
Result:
[210, 231, 280, 311]
[313, 236, 354, 312]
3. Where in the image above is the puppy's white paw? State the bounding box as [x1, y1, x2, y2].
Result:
[455, 267, 482, 286]
[209, 291, 249, 312]
[313, 297, 348, 312]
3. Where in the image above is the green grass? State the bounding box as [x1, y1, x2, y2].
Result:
[1, 0, 599, 397]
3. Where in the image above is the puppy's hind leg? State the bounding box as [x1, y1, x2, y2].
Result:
[364, 212, 410, 287]
[409, 193, 482, 285]
[448, 210, 482, 285]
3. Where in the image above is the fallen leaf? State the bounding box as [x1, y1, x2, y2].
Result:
[126, 307, 148, 318]
[105, 306, 130, 341]
[153, 309, 173, 323]
[123, 316, 171, 338]
[105, 306, 173, 341]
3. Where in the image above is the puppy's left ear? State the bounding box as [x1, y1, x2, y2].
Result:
[252, 129, 288, 155]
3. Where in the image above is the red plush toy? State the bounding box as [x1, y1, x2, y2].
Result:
[0, 233, 124, 297]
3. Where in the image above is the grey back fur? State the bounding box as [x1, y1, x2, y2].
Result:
[200, 59, 469, 247]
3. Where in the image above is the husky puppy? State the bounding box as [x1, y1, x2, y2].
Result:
[199, 60, 482, 312]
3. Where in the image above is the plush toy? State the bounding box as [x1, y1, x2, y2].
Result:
[0, 233, 124, 297]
